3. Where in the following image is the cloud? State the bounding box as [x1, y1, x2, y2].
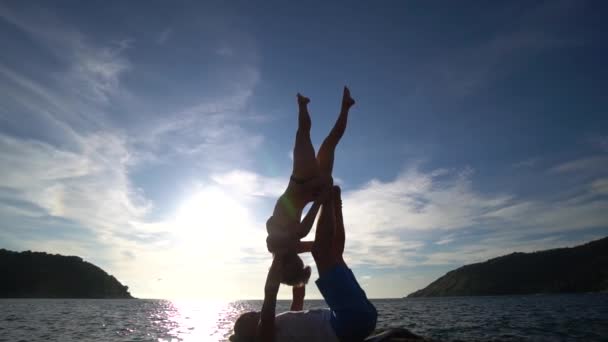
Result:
[339, 167, 510, 267]
[590, 178, 608, 195]
[132, 84, 264, 171]
[420, 232, 604, 268]
[66, 40, 131, 103]
[0, 4, 131, 104]
[551, 156, 608, 173]
[512, 157, 541, 169]
[211, 169, 285, 198]
[344, 167, 511, 232]
[338, 162, 608, 269]
[435, 237, 454, 245]
[410, 1, 582, 100]
[0, 133, 148, 236]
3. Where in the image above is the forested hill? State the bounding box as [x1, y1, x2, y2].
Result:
[408, 236, 608, 297]
[0, 249, 133, 298]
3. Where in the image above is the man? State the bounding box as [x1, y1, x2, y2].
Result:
[231, 186, 377, 341]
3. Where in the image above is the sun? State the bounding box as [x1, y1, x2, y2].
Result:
[174, 186, 252, 255]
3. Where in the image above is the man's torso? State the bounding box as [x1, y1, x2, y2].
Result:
[274, 309, 339, 342]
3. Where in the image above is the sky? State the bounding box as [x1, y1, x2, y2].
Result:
[0, 1, 607, 300]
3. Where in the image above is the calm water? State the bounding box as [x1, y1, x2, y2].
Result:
[1, 294, 607, 341]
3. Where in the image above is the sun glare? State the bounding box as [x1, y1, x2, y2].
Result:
[174, 187, 251, 255]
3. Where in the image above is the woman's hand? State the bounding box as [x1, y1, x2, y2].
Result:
[264, 257, 282, 294]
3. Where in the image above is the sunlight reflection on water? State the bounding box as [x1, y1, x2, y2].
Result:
[150, 300, 249, 342]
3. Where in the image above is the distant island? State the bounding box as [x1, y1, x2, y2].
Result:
[408, 236, 608, 297]
[0, 249, 133, 298]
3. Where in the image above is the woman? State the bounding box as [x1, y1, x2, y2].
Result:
[265, 87, 355, 287]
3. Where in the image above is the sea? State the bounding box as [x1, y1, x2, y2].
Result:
[1, 294, 607, 342]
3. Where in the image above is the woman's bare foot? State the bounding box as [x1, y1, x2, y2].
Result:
[297, 93, 310, 107]
[342, 86, 355, 109]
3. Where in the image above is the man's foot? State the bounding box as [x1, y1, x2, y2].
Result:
[342, 86, 355, 109]
[297, 93, 310, 107]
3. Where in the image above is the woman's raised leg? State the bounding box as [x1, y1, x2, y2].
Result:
[316, 87, 355, 178]
[292, 93, 319, 180]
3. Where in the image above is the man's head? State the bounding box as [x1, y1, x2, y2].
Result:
[230, 311, 260, 342]
[279, 253, 311, 287]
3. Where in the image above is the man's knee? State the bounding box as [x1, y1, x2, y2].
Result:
[339, 308, 377, 341]
[332, 301, 377, 341]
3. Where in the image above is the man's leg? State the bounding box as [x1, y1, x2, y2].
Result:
[331, 186, 345, 261]
[316, 87, 355, 177]
[314, 186, 377, 341]
[311, 187, 339, 275]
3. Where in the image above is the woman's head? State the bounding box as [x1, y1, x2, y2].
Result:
[278, 253, 311, 287]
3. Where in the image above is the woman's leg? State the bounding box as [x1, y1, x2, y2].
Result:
[292, 93, 319, 180]
[316, 87, 355, 177]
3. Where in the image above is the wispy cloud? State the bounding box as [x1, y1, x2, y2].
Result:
[211, 169, 284, 199]
[411, 1, 582, 100]
[551, 156, 608, 174]
[0, 133, 148, 236]
[0, 4, 131, 104]
[340, 161, 607, 269]
[512, 157, 541, 169]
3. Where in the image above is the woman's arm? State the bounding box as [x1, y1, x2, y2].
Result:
[295, 201, 321, 239]
[296, 241, 314, 254]
[257, 258, 281, 342]
[290, 285, 305, 311]
[295, 188, 331, 239]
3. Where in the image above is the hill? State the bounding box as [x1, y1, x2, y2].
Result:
[407, 236, 608, 297]
[0, 249, 133, 298]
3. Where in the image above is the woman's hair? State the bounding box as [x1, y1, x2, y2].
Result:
[279, 253, 311, 286]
